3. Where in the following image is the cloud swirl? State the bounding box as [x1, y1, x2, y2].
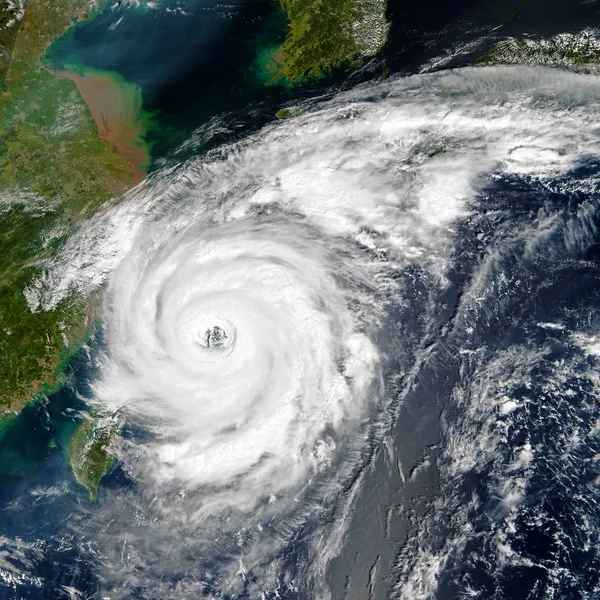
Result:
[27, 65, 600, 598]
[98, 217, 380, 513]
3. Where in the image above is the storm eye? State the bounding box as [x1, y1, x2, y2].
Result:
[197, 319, 236, 352]
[204, 325, 228, 349]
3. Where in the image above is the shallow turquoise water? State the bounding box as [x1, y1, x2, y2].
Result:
[0, 370, 84, 481]
[46, 0, 292, 162]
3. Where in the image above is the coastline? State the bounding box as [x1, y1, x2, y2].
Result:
[57, 67, 154, 182]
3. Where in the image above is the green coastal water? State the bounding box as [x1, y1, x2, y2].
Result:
[44, 0, 296, 164]
[0, 0, 298, 499]
[0, 0, 391, 506]
[0, 384, 83, 480]
[52, 64, 157, 179]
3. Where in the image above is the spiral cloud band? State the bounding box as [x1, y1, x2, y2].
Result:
[99, 219, 380, 509]
[28, 66, 600, 597]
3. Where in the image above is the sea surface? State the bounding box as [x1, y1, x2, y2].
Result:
[3, 169, 600, 599]
[41, 0, 600, 163]
[328, 169, 600, 600]
[2, 0, 600, 598]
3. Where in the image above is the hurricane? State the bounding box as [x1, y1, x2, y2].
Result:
[25, 65, 600, 598]
[99, 217, 381, 507]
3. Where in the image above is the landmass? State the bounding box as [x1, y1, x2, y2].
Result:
[258, 0, 389, 84]
[1, 0, 391, 497]
[0, 0, 155, 497]
[68, 411, 122, 501]
[476, 29, 600, 71]
[0, 0, 23, 82]
[0, 0, 152, 414]
[276, 105, 303, 118]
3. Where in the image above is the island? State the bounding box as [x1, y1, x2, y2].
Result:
[68, 411, 122, 502]
[1, 0, 392, 501]
[0, 0, 153, 499]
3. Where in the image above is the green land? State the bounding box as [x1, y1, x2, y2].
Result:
[0, 0, 153, 416]
[257, 0, 389, 84]
[276, 105, 303, 118]
[0, 1, 154, 499]
[0, 0, 392, 499]
[68, 411, 122, 501]
[0, 0, 23, 81]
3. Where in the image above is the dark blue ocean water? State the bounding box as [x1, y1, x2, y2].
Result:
[3, 0, 600, 598]
[429, 177, 600, 600]
[3, 173, 600, 599]
[329, 170, 600, 600]
[44, 0, 600, 165]
[46, 0, 293, 160]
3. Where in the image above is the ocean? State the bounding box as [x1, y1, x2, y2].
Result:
[2, 1, 600, 598]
